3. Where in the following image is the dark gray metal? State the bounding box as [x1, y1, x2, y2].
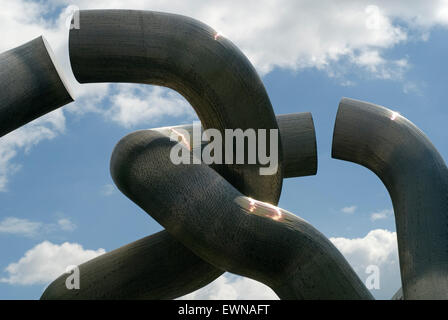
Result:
[0, 36, 74, 137]
[54, 9, 286, 300]
[276, 113, 317, 178]
[332, 98, 448, 299]
[108, 130, 372, 300]
[41, 112, 317, 300]
[69, 9, 283, 203]
[153, 112, 317, 178]
[41, 231, 223, 300]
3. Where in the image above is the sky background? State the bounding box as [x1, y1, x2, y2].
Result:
[0, 0, 447, 300]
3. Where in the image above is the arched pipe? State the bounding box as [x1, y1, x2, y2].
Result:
[332, 98, 448, 299]
[53, 9, 284, 300]
[153, 112, 317, 179]
[41, 112, 317, 299]
[107, 130, 372, 300]
[69, 9, 283, 204]
[0, 36, 74, 137]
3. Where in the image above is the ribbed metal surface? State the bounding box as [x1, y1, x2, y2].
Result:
[0, 36, 74, 137]
[332, 98, 448, 299]
[107, 130, 372, 299]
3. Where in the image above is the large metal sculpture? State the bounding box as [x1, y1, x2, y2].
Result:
[0, 9, 446, 300]
[41, 112, 319, 300]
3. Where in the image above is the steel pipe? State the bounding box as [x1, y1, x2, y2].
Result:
[41, 231, 223, 300]
[107, 130, 372, 300]
[332, 97, 448, 299]
[41, 112, 317, 300]
[0, 36, 74, 137]
[49, 9, 284, 300]
[69, 9, 283, 203]
[154, 112, 317, 179]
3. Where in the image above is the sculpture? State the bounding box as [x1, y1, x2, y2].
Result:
[0, 9, 446, 300]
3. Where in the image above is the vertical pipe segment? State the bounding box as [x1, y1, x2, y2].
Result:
[332, 97, 448, 299]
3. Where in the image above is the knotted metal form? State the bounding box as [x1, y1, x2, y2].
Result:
[0, 9, 446, 300]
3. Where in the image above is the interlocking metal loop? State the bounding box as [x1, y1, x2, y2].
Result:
[42, 113, 321, 299]
[1, 9, 447, 300]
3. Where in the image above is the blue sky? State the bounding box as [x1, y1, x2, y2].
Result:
[0, 0, 448, 300]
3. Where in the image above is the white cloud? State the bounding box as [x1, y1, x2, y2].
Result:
[0, 217, 42, 237]
[3, 1, 448, 82]
[341, 205, 357, 214]
[0, 241, 105, 285]
[179, 273, 278, 300]
[32, 0, 448, 78]
[370, 209, 394, 221]
[0, 216, 76, 237]
[105, 84, 196, 128]
[330, 229, 400, 299]
[0, 109, 66, 191]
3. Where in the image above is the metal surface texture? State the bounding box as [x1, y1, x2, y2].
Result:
[4, 9, 445, 301]
[107, 130, 372, 300]
[153, 112, 317, 179]
[69, 9, 283, 203]
[41, 112, 318, 300]
[0, 36, 74, 137]
[44, 9, 286, 300]
[332, 97, 448, 299]
[41, 231, 223, 300]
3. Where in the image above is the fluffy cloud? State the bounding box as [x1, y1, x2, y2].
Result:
[105, 84, 196, 128]
[3, 0, 448, 91]
[0, 216, 76, 237]
[330, 229, 400, 299]
[179, 273, 278, 300]
[38, 0, 448, 76]
[0, 241, 105, 285]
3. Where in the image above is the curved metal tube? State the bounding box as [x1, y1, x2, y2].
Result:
[154, 112, 317, 178]
[41, 231, 223, 300]
[69, 9, 283, 203]
[41, 112, 317, 300]
[108, 130, 372, 300]
[56, 9, 284, 300]
[332, 98, 448, 299]
[0, 36, 74, 137]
